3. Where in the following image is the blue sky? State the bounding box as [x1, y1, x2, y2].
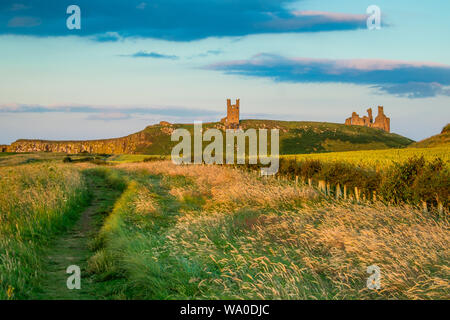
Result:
[0, 0, 449, 143]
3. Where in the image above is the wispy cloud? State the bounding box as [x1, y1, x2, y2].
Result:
[207, 54, 450, 98]
[0, 0, 369, 41]
[123, 51, 179, 59]
[0, 104, 308, 124]
[373, 82, 450, 99]
[0, 104, 222, 119]
[188, 50, 224, 59]
[86, 112, 131, 121]
[7, 16, 41, 27]
[93, 32, 122, 42]
[9, 4, 32, 11]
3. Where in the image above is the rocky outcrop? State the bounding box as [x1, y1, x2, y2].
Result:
[3, 131, 152, 154]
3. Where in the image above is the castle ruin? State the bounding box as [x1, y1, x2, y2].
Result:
[345, 106, 390, 132]
[221, 99, 240, 129]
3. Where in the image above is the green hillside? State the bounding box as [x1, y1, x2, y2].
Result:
[410, 124, 450, 148]
[134, 120, 413, 155]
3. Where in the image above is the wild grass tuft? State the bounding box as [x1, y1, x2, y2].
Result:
[0, 164, 88, 299]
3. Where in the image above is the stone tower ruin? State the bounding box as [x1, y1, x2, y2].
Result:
[221, 99, 240, 129]
[345, 106, 390, 132]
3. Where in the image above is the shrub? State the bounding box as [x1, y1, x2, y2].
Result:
[299, 159, 322, 179]
[143, 156, 166, 162]
[279, 158, 298, 176]
[413, 158, 449, 207]
[379, 156, 426, 204]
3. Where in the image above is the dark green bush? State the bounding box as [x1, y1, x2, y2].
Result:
[413, 158, 449, 207]
[240, 155, 448, 209]
[279, 159, 298, 176]
[299, 159, 322, 179]
[143, 156, 166, 162]
[379, 157, 426, 204]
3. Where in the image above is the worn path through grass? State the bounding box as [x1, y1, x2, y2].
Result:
[35, 171, 123, 300]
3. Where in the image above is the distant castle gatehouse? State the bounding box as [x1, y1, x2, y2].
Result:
[221, 99, 240, 129]
[345, 106, 390, 132]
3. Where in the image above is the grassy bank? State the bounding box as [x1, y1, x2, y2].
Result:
[0, 164, 88, 299]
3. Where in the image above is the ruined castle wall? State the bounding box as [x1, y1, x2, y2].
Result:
[345, 106, 390, 132]
[371, 117, 390, 132]
[372, 107, 390, 132]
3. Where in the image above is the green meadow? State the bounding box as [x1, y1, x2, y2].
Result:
[0, 150, 448, 300]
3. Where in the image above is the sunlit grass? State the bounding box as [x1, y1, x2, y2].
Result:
[91, 162, 449, 299]
[0, 164, 88, 299]
[107, 154, 168, 163]
[283, 146, 449, 169]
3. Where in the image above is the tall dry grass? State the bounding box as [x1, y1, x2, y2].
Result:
[94, 161, 449, 299]
[0, 163, 88, 299]
[118, 161, 318, 211]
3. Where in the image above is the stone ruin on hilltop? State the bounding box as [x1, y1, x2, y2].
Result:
[345, 106, 390, 132]
[221, 99, 240, 129]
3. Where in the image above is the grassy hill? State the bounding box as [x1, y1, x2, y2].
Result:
[410, 124, 450, 148]
[4, 120, 413, 155]
[133, 119, 413, 155]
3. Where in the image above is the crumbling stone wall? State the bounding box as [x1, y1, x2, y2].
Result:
[221, 99, 240, 129]
[345, 106, 390, 132]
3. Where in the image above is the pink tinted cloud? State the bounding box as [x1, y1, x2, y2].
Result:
[211, 54, 450, 72]
[292, 11, 367, 22]
[262, 10, 368, 30]
[289, 57, 450, 71]
[207, 54, 450, 98]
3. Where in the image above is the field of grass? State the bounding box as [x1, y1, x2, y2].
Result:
[88, 162, 449, 299]
[0, 163, 88, 299]
[1, 154, 448, 300]
[109, 146, 449, 170]
[107, 154, 168, 163]
[0, 152, 106, 167]
[283, 146, 449, 169]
